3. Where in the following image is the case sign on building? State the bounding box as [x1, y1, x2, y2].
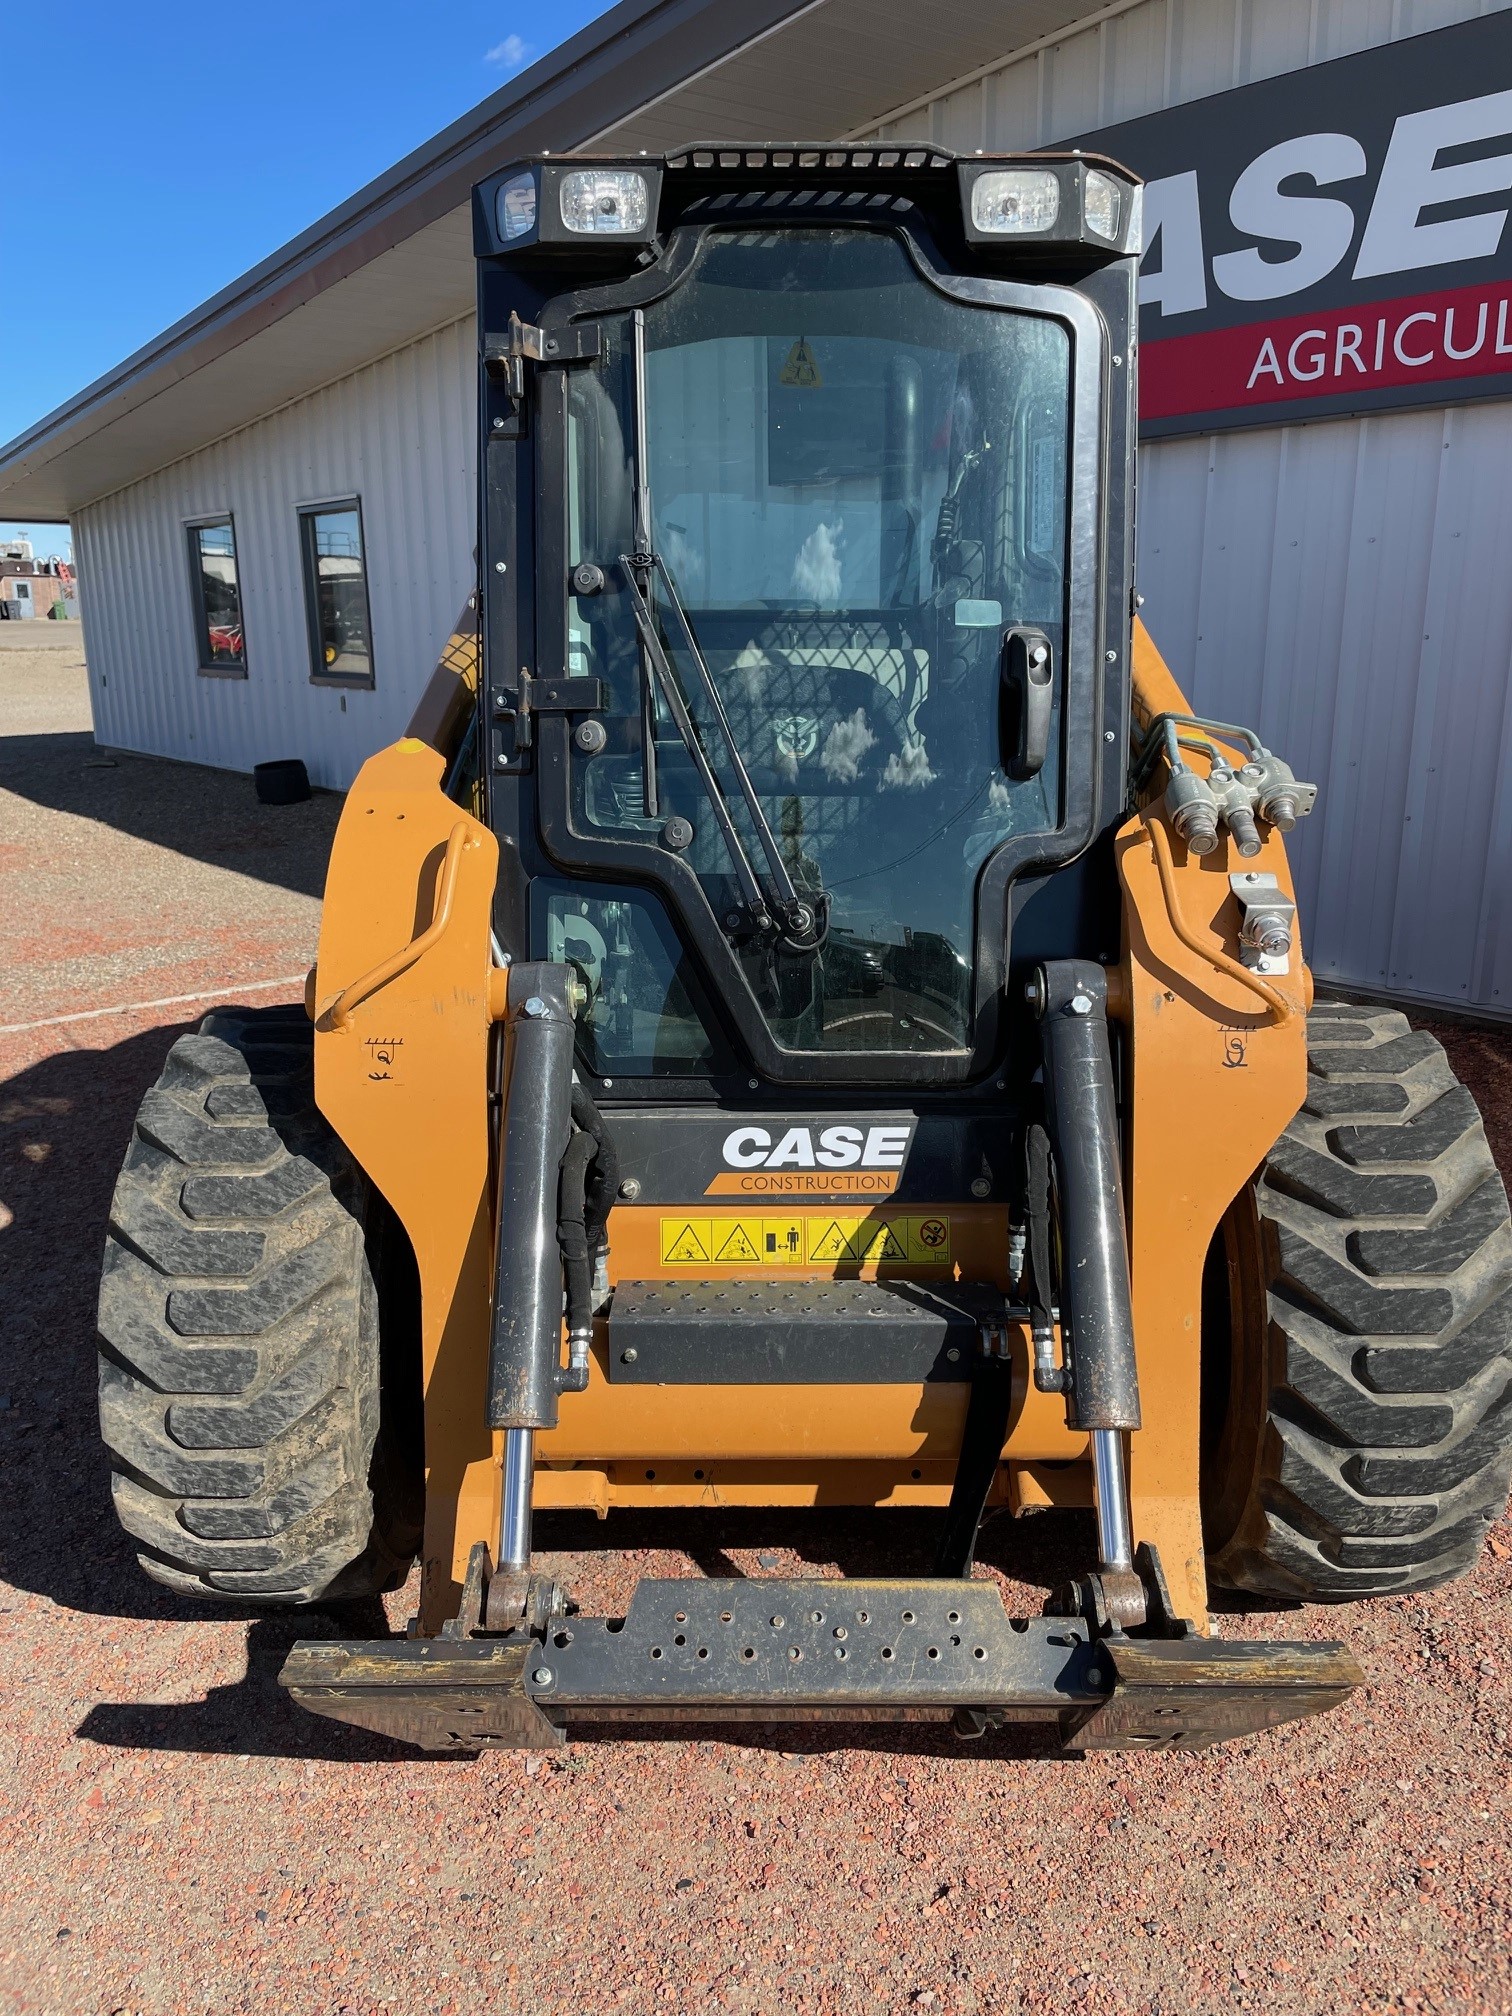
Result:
[1078, 12, 1512, 435]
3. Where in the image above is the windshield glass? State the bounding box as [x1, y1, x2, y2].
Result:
[564, 227, 1071, 1056]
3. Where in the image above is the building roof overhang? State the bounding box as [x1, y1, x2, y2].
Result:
[0, 0, 1109, 519]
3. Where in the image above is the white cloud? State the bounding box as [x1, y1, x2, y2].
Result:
[791, 519, 843, 606]
[485, 33, 532, 70]
[820, 708, 875, 784]
[880, 736, 936, 791]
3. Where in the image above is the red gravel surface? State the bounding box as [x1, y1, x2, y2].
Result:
[2, 637, 1510, 2016]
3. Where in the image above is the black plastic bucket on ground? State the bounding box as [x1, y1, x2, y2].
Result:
[254, 758, 311, 805]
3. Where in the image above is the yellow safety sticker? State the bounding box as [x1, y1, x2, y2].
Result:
[660, 1215, 951, 1266]
[859, 1219, 908, 1262]
[710, 1219, 761, 1264]
[779, 335, 822, 389]
[806, 1218, 859, 1263]
[909, 1215, 951, 1262]
[660, 1220, 712, 1264]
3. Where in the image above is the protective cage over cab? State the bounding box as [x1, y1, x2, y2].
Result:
[472, 143, 1142, 1088]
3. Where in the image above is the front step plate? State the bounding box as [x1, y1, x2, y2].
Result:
[281, 1578, 1361, 1754]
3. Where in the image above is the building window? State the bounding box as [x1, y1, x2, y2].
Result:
[299, 500, 374, 686]
[187, 518, 246, 673]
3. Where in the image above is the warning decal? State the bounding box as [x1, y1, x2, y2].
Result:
[661, 1221, 712, 1264]
[806, 1220, 859, 1263]
[659, 1215, 951, 1266]
[712, 1220, 761, 1263]
[859, 1221, 907, 1263]
[761, 1219, 805, 1265]
[913, 1216, 950, 1259]
[779, 336, 822, 388]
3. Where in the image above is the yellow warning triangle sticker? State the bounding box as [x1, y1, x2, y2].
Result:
[808, 1220, 857, 1262]
[861, 1220, 907, 1260]
[779, 335, 822, 389]
[666, 1222, 711, 1263]
[715, 1222, 761, 1263]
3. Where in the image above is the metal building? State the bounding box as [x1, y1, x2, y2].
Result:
[1, 0, 1510, 1016]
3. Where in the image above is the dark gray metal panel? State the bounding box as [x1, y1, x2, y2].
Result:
[536, 1578, 1098, 1709]
[282, 1587, 1362, 1750]
[606, 1278, 1008, 1383]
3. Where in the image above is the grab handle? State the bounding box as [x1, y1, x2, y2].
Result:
[322, 822, 472, 1031]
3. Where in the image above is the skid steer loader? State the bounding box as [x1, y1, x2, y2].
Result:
[99, 145, 1512, 1754]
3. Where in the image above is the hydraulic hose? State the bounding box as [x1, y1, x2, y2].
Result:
[554, 1084, 620, 1396]
[571, 1082, 620, 1254]
[557, 1128, 597, 1392]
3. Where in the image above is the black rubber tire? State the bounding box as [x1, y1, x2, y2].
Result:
[1204, 1006, 1512, 1600]
[96, 1002, 422, 1605]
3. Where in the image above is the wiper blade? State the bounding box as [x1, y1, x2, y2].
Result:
[618, 558, 825, 950]
[623, 310, 823, 952]
[618, 558, 769, 922]
[656, 552, 825, 927]
[627, 310, 660, 822]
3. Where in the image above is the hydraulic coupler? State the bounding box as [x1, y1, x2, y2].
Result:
[1029, 960, 1146, 1627]
[485, 961, 577, 1624]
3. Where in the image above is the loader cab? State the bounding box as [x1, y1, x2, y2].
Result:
[473, 147, 1141, 1093]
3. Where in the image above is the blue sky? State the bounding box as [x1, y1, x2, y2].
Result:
[0, 0, 611, 554]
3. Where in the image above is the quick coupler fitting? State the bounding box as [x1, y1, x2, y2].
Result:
[1031, 1319, 1069, 1395]
[1207, 763, 1263, 858]
[1240, 753, 1315, 832]
[1163, 768, 1220, 855]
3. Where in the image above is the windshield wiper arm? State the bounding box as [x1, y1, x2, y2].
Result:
[627, 309, 660, 822]
[618, 559, 771, 924]
[654, 551, 824, 934]
[623, 310, 822, 951]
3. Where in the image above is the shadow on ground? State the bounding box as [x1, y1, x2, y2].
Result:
[0, 732, 341, 900]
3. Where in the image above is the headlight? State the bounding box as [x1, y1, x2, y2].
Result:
[496, 170, 538, 242]
[970, 169, 1060, 235]
[1083, 170, 1122, 242]
[560, 169, 651, 236]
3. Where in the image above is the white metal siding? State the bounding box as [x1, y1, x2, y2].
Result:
[75, 316, 477, 792]
[860, 0, 1512, 148]
[857, 0, 1512, 1014]
[1138, 400, 1512, 1013]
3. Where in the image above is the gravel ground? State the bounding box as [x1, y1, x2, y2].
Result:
[2, 640, 1510, 2016]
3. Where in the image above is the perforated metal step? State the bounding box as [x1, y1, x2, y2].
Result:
[606, 1277, 1013, 1383]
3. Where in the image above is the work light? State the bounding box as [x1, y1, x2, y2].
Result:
[958, 157, 1139, 257]
[497, 171, 538, 242]
[559, 169, 651, 236]
[970, 169, 1061, 235]
[1083, 169, 1122, 242]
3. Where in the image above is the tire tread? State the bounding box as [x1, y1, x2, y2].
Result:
[1209, 1008, 1512, 1599]
[96, 1006, 417, 1606]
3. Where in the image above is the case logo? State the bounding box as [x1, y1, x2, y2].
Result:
[772, 713, 821, 762]
[706, 1123, 915, 1196]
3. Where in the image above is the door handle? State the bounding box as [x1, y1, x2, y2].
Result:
[1001, 627, 1054, 779]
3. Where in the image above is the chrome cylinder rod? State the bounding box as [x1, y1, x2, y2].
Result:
[1091, 1428, 1134, 1576]
[499, 1427, 536, 1575]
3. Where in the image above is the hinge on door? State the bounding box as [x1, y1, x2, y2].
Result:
[483, 312, 603, 402]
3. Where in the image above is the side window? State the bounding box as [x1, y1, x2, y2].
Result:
[300, 500, 374, 686]
[533, 880, 728, 1077]
[186, 518, 246, 674]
